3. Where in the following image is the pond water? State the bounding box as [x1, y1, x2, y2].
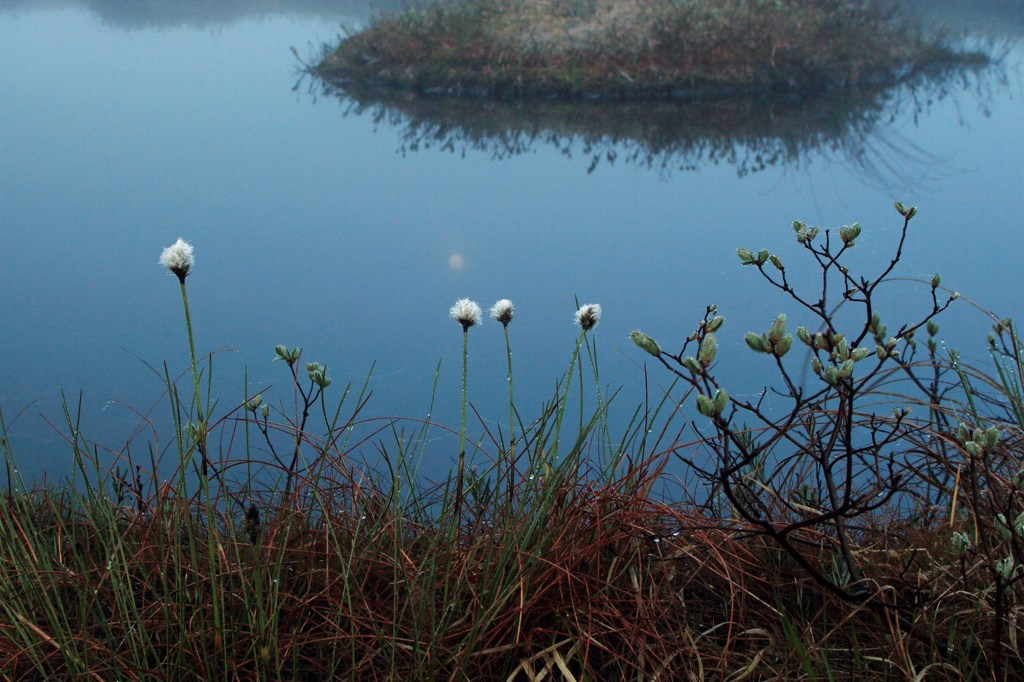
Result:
[1, 0, 1022, 486]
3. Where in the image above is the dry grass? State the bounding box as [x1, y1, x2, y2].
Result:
[1, 440, 1020, 680]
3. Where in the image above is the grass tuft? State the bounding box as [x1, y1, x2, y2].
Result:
[316, 0, 988, 100]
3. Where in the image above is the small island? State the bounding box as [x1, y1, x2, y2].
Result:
[315, 0, 985, 100]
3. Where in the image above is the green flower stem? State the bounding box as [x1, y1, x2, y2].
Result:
[584, 334, 611, 469]
[178, 279, 207, 477]
[504, 324, 515, 506]
[552, 330, 585, 463]
[178, 278, 219, 666]
[454, 327, 469, 527]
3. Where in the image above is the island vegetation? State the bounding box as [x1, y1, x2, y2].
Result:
[315, 0, 988, 100]
[1, 204, 1022, 679]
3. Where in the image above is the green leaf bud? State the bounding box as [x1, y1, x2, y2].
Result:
[769, 254, 784, 271]
[839, 223, 861, 245]
[927, 338, 938, 354]
[699, 333, 719, 366]
[274, 345, 301, 365]
[905, 206, 917, 220]
[310, 369, 331, 388]
[814, 333, 831, 351]
[927, 320, 939, 337]
[950, 531, 970, 556]
[876, 345, 887, 360]
[796, 326, 812, 345]
[885, 337, 898, 351]
[768, 314, 787, 343]
[965, 441, 982, 459]
[951, 291, 960, 301]
[682, 356, 702, 374]
[870, 314, 887, 342]
[713, 388, 729, 416]
[260, 404, 269, 419]
[629, 330, 662, 357]
[837, 359, 855, 379]
[744, 332, 768, 353]
[773, 334, 793, 358]
[985, 426, 1000, 449]
[996, 556, 1017, 581]
[756, 249, 770, 266]
[1015, 512, 1024, 539]
[835, 337, 849, 361]
[696, 394, 715, 417]
[894, 201, 906, 216]
[245, 395, 263, 412]
[995, 514, 1013, 541]
[812, 357, 823, 376]
[706, 315, 725, 332]
[736, 248, 755, 265]
[931, 273, 941, 289]
[957, 422, 970, 444]
[792, 220, 808, 243]
[823, 365, 839, 385]
[851, 347, 871, 362]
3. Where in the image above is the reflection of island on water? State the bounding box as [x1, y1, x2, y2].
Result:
[314, 61, 1002, 182]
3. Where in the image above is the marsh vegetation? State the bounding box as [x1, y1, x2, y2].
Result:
[2, 206, 1022, 679]
[316, 0, 988, 100]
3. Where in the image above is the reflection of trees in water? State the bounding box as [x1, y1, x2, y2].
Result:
[316, 62, 1000, 185]
[0, 0, 409, 27]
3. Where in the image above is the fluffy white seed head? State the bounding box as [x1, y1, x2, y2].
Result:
[450, 298, 483, 330]
[574, 303, 602, 332]
[159, 238, 194, 282]
[490, 299, 514, 326]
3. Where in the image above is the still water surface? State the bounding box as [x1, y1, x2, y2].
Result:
[1, 1, 1022, 483]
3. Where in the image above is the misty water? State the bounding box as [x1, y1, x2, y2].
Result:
[1, 0, 1022, 486]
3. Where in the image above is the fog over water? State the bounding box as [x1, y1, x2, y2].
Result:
[1, 1, 1021, 484]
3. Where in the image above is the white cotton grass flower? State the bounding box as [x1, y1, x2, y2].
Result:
[450, 298, 483, 331]
[574, 303, 602, 332]
[160, 238, 194, 283]
[490, 299, 514, 326]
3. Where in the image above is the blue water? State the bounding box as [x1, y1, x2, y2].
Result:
[1, 1, 1022, 485]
